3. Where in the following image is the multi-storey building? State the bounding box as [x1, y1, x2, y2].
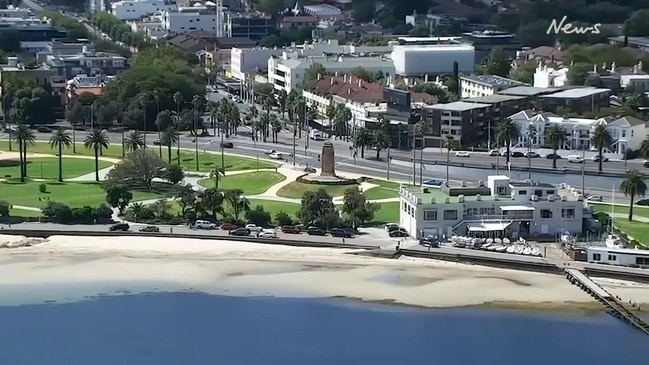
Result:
[462, 30, 521, 63]
[161, 6, 223, 34]
[537, 87, 611, 113]
[399, 175, 585, 239]
[421, 101, 491, 148]
[460, 74, 526, 98]
[226, 15, 274, 41]
[111, 0, 177, 21]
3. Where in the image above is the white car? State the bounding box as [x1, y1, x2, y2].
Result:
[384, 223, 399, 231]
[586, 195, 603, 202]
[193, 220, 216, 229]
[488, 149, 499, 156]
[455, 151, 471, 157]
[269, 152, 284, 160]
[264, 149, 276, 155]
[257, 229, 278, 238]
[245, 224, 263, 233]
[524, 151, 540, 158]
[567, 155, 583, 163]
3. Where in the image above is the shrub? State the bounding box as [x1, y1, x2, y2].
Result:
[0, 200, 10, 217]
[275, 211, 293, 226]
[38, 183, 47, 193]
[42, 201, 112, 223]
[245, 205, 271, 227]
[295, 174, 359, 186]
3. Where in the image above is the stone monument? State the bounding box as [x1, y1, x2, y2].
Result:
[320, 142, 336, 177]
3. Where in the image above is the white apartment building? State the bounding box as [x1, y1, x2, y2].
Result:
[268, 52, 395, 93]
[0, 7, 31, 18]
[587, 247, 649, 268]
[508, 110, 648, 156]
[112, 0, 177, 21]
[399, 176, 585, 239]
[620, 74, 649, 91]
[534, 64, 568, 88]
[460, 74, 526, 98]
[161, 6, 223, 33]
[230, 48, 283, 81]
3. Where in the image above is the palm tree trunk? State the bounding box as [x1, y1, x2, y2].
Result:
[22, 142, 27, 179]
[167, 145, 172, 164]
[376, 148, 380, 159]
[506, 142, 511, 164]
[446, 150, 450, 183]
[176, 135, 181, 165]
[94, 147, 99, 182]
[72, 129, 76, 153]
[158, 126, 162, 158]
[598, 147, 603, 172]
[18, 138, 24, 183]
[629, 193, 635, 221]
[58, 143, 63, 182]
[552, 147, 557, 169]
[361, 146, 365, 158]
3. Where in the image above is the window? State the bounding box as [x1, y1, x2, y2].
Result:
[519, 190, 527, 195]
[540, 209, 552, 218]
[534, 189, 543, 196]
[443, 210, 458, 220]
[608, 254, 617, 261]
[546, 190, 555, 195]
[561, 208, 575, 219]
[424, 210, 437, 221]
[593, 253, 601, 261]
[636, 257, 649, 265]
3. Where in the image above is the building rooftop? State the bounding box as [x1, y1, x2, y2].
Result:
[498, 86, 560, 96]
[303, 4, 341, 16]
[509, 181, 556, 189]
[309, 75, 388, 103]
[587, 246, 649, 256]
[460, 74, 526, 88]
[608, 36, 649, 47]
[539, 88, 611, 99]
[427, 101, 491, 112]
[463, 94, 527, 104]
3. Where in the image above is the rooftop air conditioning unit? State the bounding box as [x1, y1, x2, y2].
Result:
[561, 196, 567, 202]
[577, 194, 583, 201]
[531, 195, 538, 201]
[476, 194, 481, 201]
[458, 195, 465, 203]
[478, 180, 485, 187]
[461, 181, 467, 187]
[548, 195, 555, 202]
[444, 197, 450, 204]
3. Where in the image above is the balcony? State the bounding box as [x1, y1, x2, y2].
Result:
[463, 213, 533, 221]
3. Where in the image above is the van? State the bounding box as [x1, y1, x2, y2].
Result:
[567, 155, 583, 163]
[193, 220, 216, 229]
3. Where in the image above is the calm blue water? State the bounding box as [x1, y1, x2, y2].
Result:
[0, 292, 646, 364]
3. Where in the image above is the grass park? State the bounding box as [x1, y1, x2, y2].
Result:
[197, 171, 286, 195]
[591, 203, 649, 247]
[0, 157, 111, 180]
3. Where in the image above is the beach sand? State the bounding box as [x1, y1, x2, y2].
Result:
[1, 234, 649, 311]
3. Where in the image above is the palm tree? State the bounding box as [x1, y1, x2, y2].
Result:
[160, 126, 179, 163]
[138, 93, 149, 146]
[276, 89, 287, 117]
[124, 131, 145, 152]
[14, 124, 35, 182]
[355, 128, 372, 158]
[191, 95, 203, 171]
[547, 124, 565, 169]
[620, 170, 647, 221]
[209, 165, 225, 189]
[326, 103, 337, 135]
[84, 129, 110, 182]
[153, 89, 162, 157]
[496, 118, 520, 164]
[372, 130, 389, 159]
[173, 91, 183, 120]
[259, 113, 270, 142]
[270, 114, 281, 143]
[640, 138, 649, 158]
[208, 101, 219, 136]
[48, 128, 73, 182]
[591, 124, 612, 172]
[224, 189, 249, 221]
[443, 135, 456, 184]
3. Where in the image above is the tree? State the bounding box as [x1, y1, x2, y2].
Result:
[341, 187, 379, 226]
[13, 123, 35, 182]
[332, 104, 352, 140]
[84, 130, 110, 182]
[124, 131, 145, 152]
[620, 170, 647, 221]
[411, 83, 449, 103]
[0, 200, 10, 217]
[304, 62, 326, 82]
[196, 188, 224, 220]
[546, 124, 566, 169]
[641, 138, 649, 158]
[516, 20, 554, 48]
[9, 87, 54, 125]
[170, 183, 196, 217]
[164, 164, 185, 185]
[276, 89, 288, 118]
[160, 126, 179, 163]
[209, 165, 225, 189]
[351, 66, 374, 82]
[256, 0, 285, 15]
[372, 130, 390, 159]
[326, 103, 337, 133]
[624, 9, 649, 37]
[591, 125, 613, 172]
[106, 149, 167, 190]
[355, 128, 372, 158]
[223, 189, 249, 221]
[352, 0, 375, 22]
[567, 62, 593, 85]
[298, 189, 340, 230]
[48, 128, 73, 182]
[245, 205, 272, 227]
[105, 186, 133, 215]
[443, 135, 456, 184]
[275, 211, 293, 226]
[481, 48, 511, 77]
[496, 119, 520, 164]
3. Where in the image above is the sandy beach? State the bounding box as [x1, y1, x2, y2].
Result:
[1, 234, 648, 311]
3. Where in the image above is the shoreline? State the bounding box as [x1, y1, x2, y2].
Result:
[1, 234, 649, 312]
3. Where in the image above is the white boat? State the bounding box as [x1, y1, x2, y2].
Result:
[531, 248, 541, 257]
[488, 245, 498, 251]
[495, 245, 507, 253]
[503, 238, 511, 244]
[560, 234, 572, 243]
[523, 247, 532, 255]
[506, 246, 515, 254]
[514, 246, 524, 254]
[480, 242, 492, 249]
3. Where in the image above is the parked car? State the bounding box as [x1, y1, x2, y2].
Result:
[306, 226, 326, 235]
[591, 155, 609, 162]
[304, 166, 316, 173]
[420, 236, 439, 247]
[194, 220, 217, 229]
[524, 151, 539, 158]
[389, 228, 410, 237]
[139, 225, 160, 232]
[567, 155, 583, 163]
[281, 225, 300, 234]
[269, 152, 284, 160]
[488, 149, 499, 156]
[383, 223, 399, 232]
[229, 227, 250, 236]
[153, 140, 161, 145]
[455, 151, 470, 157]
[109, 223, 129, 231]
[257, 230, 278, 238]
[546, 153, 562, 160]
[636, 199, 649, 206]
[220, 222, 237, 230]
[330, 227, 353, 238]
[220, 142, 234, 148]
[423, 179, 444, 186]
[643, 160, 649, 168]
[245, 224, 263, 233]
[510, 151, 525, 158]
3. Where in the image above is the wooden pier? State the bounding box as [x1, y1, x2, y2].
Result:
[565, 269, 649, 336]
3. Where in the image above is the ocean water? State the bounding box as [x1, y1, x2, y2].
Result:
[0, 291, 646, 365]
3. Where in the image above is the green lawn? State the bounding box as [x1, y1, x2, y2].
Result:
[197, 171, 285, 195]
[0, 141, 125, 159]
[276, 181, 359, 199]
[363, 179, 401, 200]
[0, 182, 162, 209]
[591, 203, 649, 220]
[370, 202, 399, 225]
[172, 151, 278, 172]
[10, 208, 42, 217]
[613, 220, 649, 248]
[248, 199, 301, 217]
[0, 157, 111, 180]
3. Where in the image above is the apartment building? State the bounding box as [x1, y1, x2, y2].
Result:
[460, 74, 526, 98]
[111, 0, 177, 21]
[421, 101, 491, 148]
[161, 6, 223, 34]
[537, 87, 611, 113]
[399, 176, 585, 239]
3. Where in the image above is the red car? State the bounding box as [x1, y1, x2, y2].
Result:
[281, 225, 300, 234]
[220, 222, 238, 230]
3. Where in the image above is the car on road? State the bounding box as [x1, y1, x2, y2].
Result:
[109, 223, 129, 231]
[281, 225, 300, 234]
[423, 179, 445, 186]
[139, 225, 160, 232]
[524, 151, 540, 158]
[389, 228, 410, 237]
[420, 236, 439, 248]
[586, 195, 603, 202]
[264, 149, 276, 155]
[567, 155, 583, 163]
[488, 149, 499, 156]
[510, 151, 525, 158]
[636, 199, 649, 206]
[193, 220, 217, 229]
[245, 224, 263, 233]
[330, 227, 353, 238]
[591, 155, 609, 162]
[220, 142, 234, 148]
[229, 227, 250, 236]
[546, 153, 562, 159]
[257, 229, 278, 238]
[455, 151, 470, 157]
[36, 126, 52, 133]
[644, 160, 649, 168]
[269, 152, 285, 160]
[220, 222, 237, 230]
[153, 140, 161, 145]
[306, 226, 326, 235]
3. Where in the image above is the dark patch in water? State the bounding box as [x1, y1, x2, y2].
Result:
[476, 276, 532, 287]
[372, 274, 441, 286]
[226, 272, 245, 277]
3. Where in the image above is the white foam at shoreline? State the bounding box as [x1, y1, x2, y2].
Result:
[1, 235, 648, 308]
